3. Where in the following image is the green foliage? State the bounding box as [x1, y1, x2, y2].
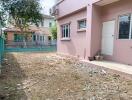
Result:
[2, 0, 43, 32]
[50, 22, 57, 40]
[0, 1, 7, 27]
[0, 11, 6, 27]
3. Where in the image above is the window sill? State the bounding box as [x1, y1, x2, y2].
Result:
[117, 38, 132, 40]
[61, 38, 71, 41]
[77, 28, 86, 32]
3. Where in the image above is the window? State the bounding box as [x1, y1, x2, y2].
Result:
[14, 34, 24, 42]
[33, 35, 36, 41]
[37, 35, 39, 41]
[119, 14, 132, 39]
[43, 36, 44, 41]
[49, 22, 52, 27]
[40, 36, 42, 41]
[48, 36, 51, 41]
[61, 24, 70, 38]
[41, 19, 44, 27]
[41, 21, 44, 27]
[78, 19, 86, 29]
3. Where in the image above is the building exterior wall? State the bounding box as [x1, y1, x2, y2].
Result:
[56, 0, 88, 18]
[41, 18, 55, 28]
[6, 32, 52, 46]
[85, 3, 93, 59]
[57, 9, 87, 59]
[100, 0, 132, 65]
[57, 0, 132, 65]
[7, 32, 15, 41]
[6, 32, 32, 41]
[56, 0, 107, 60]
[90, 5, 102, 57]
[34, 34, 50, 45]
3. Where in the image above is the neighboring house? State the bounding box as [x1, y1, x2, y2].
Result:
[4, 15, 55, 46]
[40, 15, 55, 28]
[4, 27, 51, 45]
[51, 0, 132, 65]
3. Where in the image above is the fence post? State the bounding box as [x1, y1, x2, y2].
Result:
[0, 22, 4, 74]
[0, 35, 4, 74]
[0, 36, 2, 74]
[0, 36, 2, 63]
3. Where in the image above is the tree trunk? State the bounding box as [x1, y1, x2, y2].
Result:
[21, 29, 27, 48]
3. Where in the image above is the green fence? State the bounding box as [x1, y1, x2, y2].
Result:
[5, 45, 57, 52]
[0, 36, 4, 64]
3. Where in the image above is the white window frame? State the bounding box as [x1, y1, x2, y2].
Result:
[129, 14, 132, 39]
[61, 23, 70, 39]
[78, 19, 86, 29]
[118, 13, 132, 40]
[37, 35, 39, 41]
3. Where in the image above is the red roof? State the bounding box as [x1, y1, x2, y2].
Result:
[4, 26, 51, 36]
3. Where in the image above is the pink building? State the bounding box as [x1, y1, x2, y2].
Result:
[51, 0, 132, 65]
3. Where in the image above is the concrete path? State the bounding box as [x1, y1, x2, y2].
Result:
[81, 60, 132, 75]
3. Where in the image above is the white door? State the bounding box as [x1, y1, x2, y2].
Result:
[101, 20, 115, 55]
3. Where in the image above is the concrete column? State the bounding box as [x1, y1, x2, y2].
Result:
[86, 3, 93, 60]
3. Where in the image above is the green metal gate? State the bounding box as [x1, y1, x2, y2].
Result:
[0, 35, 4, 64]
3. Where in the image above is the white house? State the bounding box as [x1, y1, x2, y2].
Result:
[5, 15, 56, 46]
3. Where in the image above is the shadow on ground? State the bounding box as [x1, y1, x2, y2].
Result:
[0, 53, 28, 100]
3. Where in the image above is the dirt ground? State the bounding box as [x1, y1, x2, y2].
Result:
[0, 52, 132, 100]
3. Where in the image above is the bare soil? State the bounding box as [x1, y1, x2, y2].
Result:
[0, 52, 132, 100]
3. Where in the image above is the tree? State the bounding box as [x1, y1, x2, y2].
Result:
[50, 22, 57, 40]
[0, 1, 7, 27]
[0, 10, 6, 27]
[2, 0, 43, 47]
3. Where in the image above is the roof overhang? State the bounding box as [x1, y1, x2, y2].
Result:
[95, 0, 120, 6]
[4, 29, 35, 33]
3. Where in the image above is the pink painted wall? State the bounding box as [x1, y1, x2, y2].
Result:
[56, 0, 101, 19]
[57, 0, 132, 65]
[90, 5, 102, 57]
[100, 0, 132, 65]
[57, 0, 88, 18]
[56, 0, 101, 60]
[57, 9, 87, 59]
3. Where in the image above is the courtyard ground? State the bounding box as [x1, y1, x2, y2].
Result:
[0, 52, 132, 100]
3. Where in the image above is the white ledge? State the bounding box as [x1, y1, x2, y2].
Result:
[61, 38, 71, 41]
[77, 28, 86, 32]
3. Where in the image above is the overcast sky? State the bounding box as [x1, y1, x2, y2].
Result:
[40, 0, 56, 15]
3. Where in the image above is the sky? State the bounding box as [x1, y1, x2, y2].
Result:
[40, 0, 57, 15]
